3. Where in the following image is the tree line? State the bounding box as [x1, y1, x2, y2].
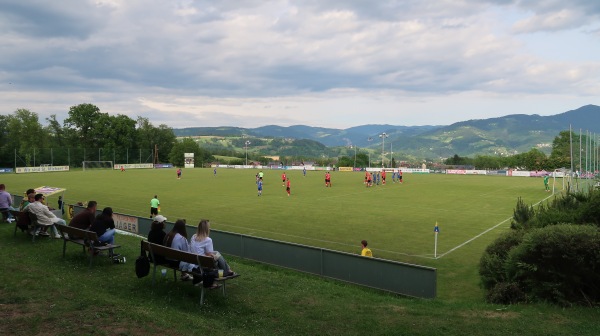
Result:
[1, 105, 596, 170]
[443, 131, 596, 172]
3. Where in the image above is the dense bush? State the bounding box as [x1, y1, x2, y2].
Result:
[482, 189, 600, 306]
[485, 282, 528, 305]
[479, 230, 524, 290]
[505, 225, 600, 306]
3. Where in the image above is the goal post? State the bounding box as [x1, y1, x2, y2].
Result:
[82, 161, 114, 171]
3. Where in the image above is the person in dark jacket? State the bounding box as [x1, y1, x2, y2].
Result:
[90, 207, 116, 254]
[147, 215, 167, 264]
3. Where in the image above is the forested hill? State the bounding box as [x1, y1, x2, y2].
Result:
[174, 104, 600, 158]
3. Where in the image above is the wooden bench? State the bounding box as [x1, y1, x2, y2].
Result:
[140, 240, 240, 305]
[55, 225, 121, 267]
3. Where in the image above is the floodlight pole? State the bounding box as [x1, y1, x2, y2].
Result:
[367, 137, 373, 168]
[379, 133, 388, 168]
[245, 140, 251, 166]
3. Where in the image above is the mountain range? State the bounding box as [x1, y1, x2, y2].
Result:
[174, 104, 600, 159]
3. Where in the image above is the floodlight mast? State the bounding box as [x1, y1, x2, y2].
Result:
[379, 133, 388, 168]
[367, 137, 373, 167]
[245, 140, 251, 166]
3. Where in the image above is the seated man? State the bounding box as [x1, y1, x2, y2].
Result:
[24, 194, 66, 238]
[69, 201, 97, 230]
[0, 184, 17, 223]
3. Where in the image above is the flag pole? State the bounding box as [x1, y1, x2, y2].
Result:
[434, 222, 439, 259]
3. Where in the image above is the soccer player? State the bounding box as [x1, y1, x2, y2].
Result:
[150, 195, 160, 218]
[213, 167, 217, 177]
[361, 240, 373, 257]
[392, 170, 397, 183]
[544, 174, 550, 192]
[367, 172, 372, 187]
[258, 171, 264, 181]
[376, 172, 381, 185]
[120, 166, 125, 172]
[325, 172, 331, 187]
[286, 178, 291, 196]
[399, 170, 403, 184]
[381, 170, 386, 185]
[257, 179, 263, 196]
[364, 171, 368, 185]
[176, 168, 182, 179]
[282, 172, 287, 186]
[303, 166, 306, 177]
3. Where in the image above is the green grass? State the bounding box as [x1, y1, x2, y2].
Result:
[1, 168, 598, 335]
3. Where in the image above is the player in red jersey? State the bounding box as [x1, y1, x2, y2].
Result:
[282, 172, 287, 186]
[286, 178, 291, 196]
[325, 172, 332, 187]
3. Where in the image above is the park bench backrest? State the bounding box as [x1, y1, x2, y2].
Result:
[141, 240, 215, 269]
[57, 225, 99, 242]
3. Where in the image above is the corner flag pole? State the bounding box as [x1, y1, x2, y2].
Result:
[434, 222, 440, 259]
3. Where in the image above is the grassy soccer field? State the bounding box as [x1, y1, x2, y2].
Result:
[3, 168, 548, 258]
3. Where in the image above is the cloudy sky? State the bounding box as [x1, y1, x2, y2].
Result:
[1, 0, 598, 129]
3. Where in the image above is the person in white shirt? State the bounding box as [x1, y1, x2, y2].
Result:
[190, 219, 234, 276]
[24, 194, 65, 238]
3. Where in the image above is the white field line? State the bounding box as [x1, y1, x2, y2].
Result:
[435, 192, 557, 259]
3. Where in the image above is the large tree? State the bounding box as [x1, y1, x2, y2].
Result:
[136, 117, 176, 163]
[63, 103, 104, 150]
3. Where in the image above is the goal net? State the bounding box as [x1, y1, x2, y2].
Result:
[82, 161, 114, 171]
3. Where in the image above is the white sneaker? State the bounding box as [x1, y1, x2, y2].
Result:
[7, 218, 15, 223]
[55, 234, 62, 239]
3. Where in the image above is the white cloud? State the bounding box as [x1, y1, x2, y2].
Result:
[0, 0, 598, 129]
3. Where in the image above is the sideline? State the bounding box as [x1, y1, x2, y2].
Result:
[435, 192, 557, 259]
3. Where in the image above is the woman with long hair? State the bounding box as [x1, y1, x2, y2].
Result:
[190, 219, 234, 276]
[164, 219, 194, 280]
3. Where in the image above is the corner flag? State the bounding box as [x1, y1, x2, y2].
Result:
[434, 222, 439, 258]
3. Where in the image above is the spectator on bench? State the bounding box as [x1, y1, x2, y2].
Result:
[147, 215, 167, 264]
[0, 184, 17, 223]
[164, 219, 194, 281]
[69, 201, 97, 230]
[190, 219, 234, 277]
[24, 193, 65, 238]
[19, 189, 36, 211]
[90, 207, 117, 255]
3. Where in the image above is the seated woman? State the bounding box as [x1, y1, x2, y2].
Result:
[147, 215, 167, 264]
[90, 207, 117, 255]
[164, 219, 194, 281]
[190, 219, 234, 277]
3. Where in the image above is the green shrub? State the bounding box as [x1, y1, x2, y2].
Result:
[579, 191, 600, 226]
[505, 224, 600, 306]
[479, 230, 524, 290]
[510, 197, 535, 230]
[485, 282, 528, 305]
